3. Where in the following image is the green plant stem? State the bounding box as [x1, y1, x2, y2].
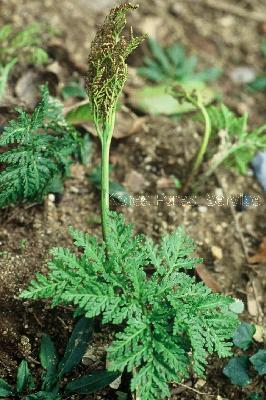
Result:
[99, 113, 116, 244]
[192, 100, 211, 175]
[101, 137, 111, 244]
[182, 94, 211, 194]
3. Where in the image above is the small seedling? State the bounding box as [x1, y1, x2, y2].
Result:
[0, 318, 118, 399]
[138, 37, 221, 84]
[0, 84, 89, 208]
[129, 38, 220, 116]
[205, 104, 266, 176]
[172, 87, 266, 191]
[223, 322, 265, 394]
[0, 23, 50, 98]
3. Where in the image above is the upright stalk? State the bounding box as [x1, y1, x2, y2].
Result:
[101, 139, 110, 243]
[191, 98, 211, 176]
[86, 2, 146, 246]
[100, 121, 113, 243]
[180, 91, 211, 194]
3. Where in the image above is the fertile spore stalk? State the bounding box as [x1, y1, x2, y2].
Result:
[86, 3, 146, 243]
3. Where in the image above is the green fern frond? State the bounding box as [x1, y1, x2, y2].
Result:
[21, 212, 239, 400]
[206, 104, 266, 174]
[0, 85, 80, 208]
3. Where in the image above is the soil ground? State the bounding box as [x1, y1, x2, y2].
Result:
[0, 0, 265, 399]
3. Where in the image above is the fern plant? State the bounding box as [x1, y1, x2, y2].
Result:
[173, 86, 266, 190]
[0, 84, 82, 208]
[21, 212, 239, 400]
[21, 4, 240, 400]
[205, 104, 266, 176]
[0, 23, 50, 98]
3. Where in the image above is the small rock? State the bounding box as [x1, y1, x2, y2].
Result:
[230, 66, 256, 84]
[211, 245, 223, 260]
[195, 379, 206, 388]
[214, 225, 223, 233]
[48, 193, 55, 202]
[170, 2, 185, 16]
[252, 151, 266, 191]
[69, 186, 79, 194]
[198, 206, 207, 213]
[125, 170, 146, 193]
[157, 177, 174, 189]
[139, 16, 163, 38]
[220, 15, 235, 27]
[109, 375, 122, 389]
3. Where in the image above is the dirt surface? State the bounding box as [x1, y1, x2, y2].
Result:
[0, 0, 266, 399]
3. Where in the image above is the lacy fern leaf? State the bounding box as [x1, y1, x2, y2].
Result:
[206, 104, 266, 175]
[21, 212, 239, 400]
[0, 85, 79, 208]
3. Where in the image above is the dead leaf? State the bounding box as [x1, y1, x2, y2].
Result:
[248, 237, 266, 264]
[196, 264, 222, 292]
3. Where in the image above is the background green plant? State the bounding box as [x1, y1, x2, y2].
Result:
[0, 23, 51, 98]
[0, 84, 90, 208]
[173, 88, 266, 188]
[138, 37, 221, 84]
[0, 317, 118, 399]
[205, 104, 266, 176]
[223, 322, 265, 399]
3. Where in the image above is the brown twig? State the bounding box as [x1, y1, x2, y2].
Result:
[173, 382, 229, 399]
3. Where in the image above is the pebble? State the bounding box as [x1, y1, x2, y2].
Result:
[230, 66, 256, 84]
[69, 186, 79, 194]
[195, 379, 206, 388]
[211, 245, 223, 260]
[48, 193, 55, 202]
[252, 151, 266, 191]
[214, 225, 223, 233]
[125, 170, 146, 193]
[170, 2, 185, 16]
[198, 206, 207, 213]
